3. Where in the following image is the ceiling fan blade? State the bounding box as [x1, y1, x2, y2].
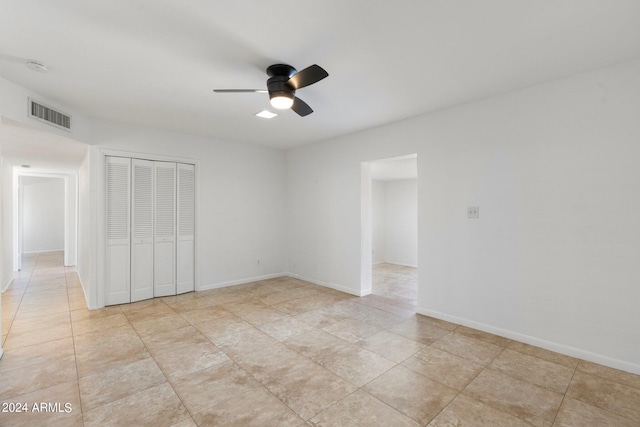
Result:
[213, 89, 267, 93]
[287, 64, 328, 90]
[291, 97, 313, 117]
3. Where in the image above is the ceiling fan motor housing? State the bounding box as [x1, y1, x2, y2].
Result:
[267, 76, 294, 99]
[267, 64, 297, 100]
[266, 64, 297, 78]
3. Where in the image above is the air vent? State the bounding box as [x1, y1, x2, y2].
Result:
[28, 98, 71, 131]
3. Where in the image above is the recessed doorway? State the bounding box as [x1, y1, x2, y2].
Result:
[361, 154, 417, 310]
[14, 171, 77, 273]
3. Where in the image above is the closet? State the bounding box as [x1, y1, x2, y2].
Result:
[105, 156, 195, 305]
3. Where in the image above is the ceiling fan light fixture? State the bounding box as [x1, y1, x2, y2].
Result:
[270, 92, 294, 109]
[213, 63, 328, 117]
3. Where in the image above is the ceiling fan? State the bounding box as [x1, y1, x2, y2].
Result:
[213, 64, 329, 117]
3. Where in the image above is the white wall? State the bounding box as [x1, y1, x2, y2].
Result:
[373, 179, 417, 267]
[22, 177, 65, 252]
[286, 60, 640, 374]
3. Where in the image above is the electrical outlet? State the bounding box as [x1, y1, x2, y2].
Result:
[467, 206, 479, 219]
[257, 259, 261, 266]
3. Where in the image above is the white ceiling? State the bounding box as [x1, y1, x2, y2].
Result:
[1, 1, 640, 151]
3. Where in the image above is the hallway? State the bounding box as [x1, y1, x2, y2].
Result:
[1, 251, 85, 425]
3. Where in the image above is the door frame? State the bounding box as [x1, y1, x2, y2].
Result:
[13, 169, 78, 271]
[360, 153, 418, 296]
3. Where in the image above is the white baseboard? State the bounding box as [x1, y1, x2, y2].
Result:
[1, 277, 14, 293]
[200, 271, 368, 297]
[76, 274, 100, 311]
[198, 272, 287, 292]
[285, 272, 367, 297]
[0, 348, 3, 360]
[22, 249, 64, 254]
[417, 307, 640, 376]
[381, 261, 418, 268]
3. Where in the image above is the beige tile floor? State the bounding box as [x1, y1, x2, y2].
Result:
[1, 253, 640, 426]
[372, 262, 417, 310]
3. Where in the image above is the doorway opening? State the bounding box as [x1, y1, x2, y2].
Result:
[18, 176, 65, 268]
[361, 154, 417, 311]
[13, 171, 77, 272]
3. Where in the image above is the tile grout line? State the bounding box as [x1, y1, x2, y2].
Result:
[172, 297, 397, 423]
[550, 363, 579, 427]
[77, 302, 189, 422]
[130, 299, 199, 426]
[1, 257, 34, 345]
[423, 339, 511, 425]
[253, 286, 424, 422]
[197, 309, 295, 422]
[562, 367, 640, 425]
[189, 311, 308, 422]
[65, 262, 87, 427]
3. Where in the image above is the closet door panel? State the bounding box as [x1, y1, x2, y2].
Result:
[154, 161, 177, 297]
[131, 159, 154, 302]
[105, 156, 131, 305]
[177, 163, 195, 294]
[106, 246, 129, 304]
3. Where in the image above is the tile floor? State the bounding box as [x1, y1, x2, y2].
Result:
[372, 262, 417, 310]
[1, 253, 640, 426]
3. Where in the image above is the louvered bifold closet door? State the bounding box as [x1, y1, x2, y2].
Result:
[154, 161, 177, 297]
[176, 163, 195, 294]
[105, 156, 131, 305]
[131, 159, 155, 302]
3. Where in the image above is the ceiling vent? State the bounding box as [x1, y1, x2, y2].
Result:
[28, 98, 71, 131]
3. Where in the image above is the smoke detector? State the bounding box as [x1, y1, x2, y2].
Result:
[26, 61, 48, 73]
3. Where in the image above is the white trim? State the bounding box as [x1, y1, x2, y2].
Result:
[287, 272, 369, 297]
[78, 274, 100, 311]
[360, 161, 373, 295]
[417, 307, 640, 376]
[1, 278, 14, 293]
[379, 261, 418, 268]
[22, 249, 64, 254]
[97, 147, 198, 165]
[13, 170, 78, 269]
[13, 171, 20, 271]
[198, 272, 367, 297]
[199, 273, 287, 291]
[362, 153, 419, 297]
